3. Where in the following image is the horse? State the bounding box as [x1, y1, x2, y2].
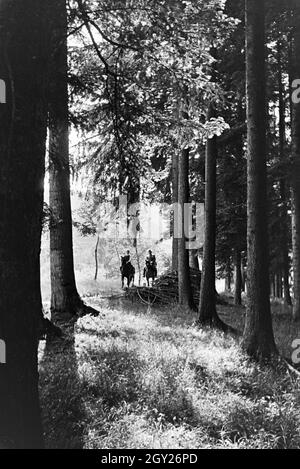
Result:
[120, 257, 135, 289]
[143, 261, 157, 287]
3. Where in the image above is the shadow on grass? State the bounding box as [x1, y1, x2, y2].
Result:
[39, 322, 86, 449]
[80, 346, 142, 407]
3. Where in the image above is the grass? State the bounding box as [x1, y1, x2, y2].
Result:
[39, 296, 300, 449]
[39, 225, 300, 449]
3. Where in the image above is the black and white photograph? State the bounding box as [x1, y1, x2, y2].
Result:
[0, 0, 300, 452]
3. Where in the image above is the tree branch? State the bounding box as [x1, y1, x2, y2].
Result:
[77, 0, 117, 78]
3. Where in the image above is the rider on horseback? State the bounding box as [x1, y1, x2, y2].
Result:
[120, 250, 135, 288]
[123, 250, 131, 264]
[144, 250, 157, 278]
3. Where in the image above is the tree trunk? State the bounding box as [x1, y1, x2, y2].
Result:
[0, 0, 47, 447]
[198, 104, 225, 328]
[291, 2, 300, 321]
[234, 249, 242, 306]
[275, 273, 282, 299]
[278, 41, 292, 306]
[242, 0, 277, 359]
[241, 260, 246, 292]
[271, 276, 276, 298]
[172, 151, 179, 271]
[291, 191, 300, 319]
[274, 275, 278, 298]
[189, 249, 199, 270]
[279, 273, 283, 299]
[283, 261, 292, 304]
[94, 235, 100, 281]
[135, 244, 141, 286]
[225, 259, 232, 293]
[178, 148, 195, 309]
[49, 0, 95, 320]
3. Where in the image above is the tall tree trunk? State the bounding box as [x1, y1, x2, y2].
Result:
[94, 235, 100, 281]
[178, 149, 195, 309]
[278, 41, 292, 306]
[234, 249, 242, 306]
[242, 0, 277, 359]
[271, 276, 276, 298]
[225, 258, 232, 292]
[241, 260, 246, 292]
[189, 249, 199, 270]
[172, 151, 179, 271]
[198, 105, 226, 328]
[0, 0, 47, 447]
[49, 0, 95, 320]
[135, 244, 141, 286]
[279, 272, 283, 298]
[275, 273, 282, 299]
[274, 274, 278, 298]
[291, 2, 300, 321]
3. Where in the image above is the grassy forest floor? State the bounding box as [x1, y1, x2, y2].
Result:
[39, 295, 300, 449]
[39, 229, 300, 449]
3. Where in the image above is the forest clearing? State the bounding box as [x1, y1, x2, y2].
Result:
[40, 293, 300, 449]
[1, 0, 300, 452]
[39, 230, 300, 450]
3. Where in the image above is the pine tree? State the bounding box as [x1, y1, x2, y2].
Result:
[48, 0, 97, 319]
[172, 152, 179, 271]
[242, 0, 277, 359]
[198, 105, 228, 328]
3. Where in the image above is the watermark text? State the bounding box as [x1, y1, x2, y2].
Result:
[0, 339, 6, 364]
[292, 339, 300, 365]
[0, 79, 6, 103]
[96, 195, 205, 249]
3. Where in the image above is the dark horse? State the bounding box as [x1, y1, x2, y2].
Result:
[143, 261, 157, 287]
[120, 257, 135, 288]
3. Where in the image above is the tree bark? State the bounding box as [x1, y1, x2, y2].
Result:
[178, 148, 195, 310]
[225, 258, 232, 293]
[189, 249, 199, 270]
[198, 104, 226, 328]
[270, 277, 274, 297]
[234, 249, 242, 306]
[242, 0, 277, 359]
[275, 273, 282, 299]
[172, 151, 179, 271]
[0, 0, 47, 447]
[135, 244, 141, 286]
[279, 272, 283, 298]
[241, 260, 246, 292]
[49, 0, 96, 320]
[291, 1, 300, 321]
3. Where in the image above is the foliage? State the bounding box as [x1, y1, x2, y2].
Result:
[68, 0, 238, 207]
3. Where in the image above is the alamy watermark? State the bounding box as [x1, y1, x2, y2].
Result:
[292, 339, 300, 365]
[96, 195, 205, 249]
[292, 80, 300, 104]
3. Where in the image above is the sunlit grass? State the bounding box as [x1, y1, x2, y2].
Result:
[39, 298, 300, 449]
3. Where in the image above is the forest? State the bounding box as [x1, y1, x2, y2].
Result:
[0, 0, 300, 451]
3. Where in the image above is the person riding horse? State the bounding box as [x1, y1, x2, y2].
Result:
[143, 250, 157, 285]
[120, 251, 135, 288]
[123, 250, 131, 265]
